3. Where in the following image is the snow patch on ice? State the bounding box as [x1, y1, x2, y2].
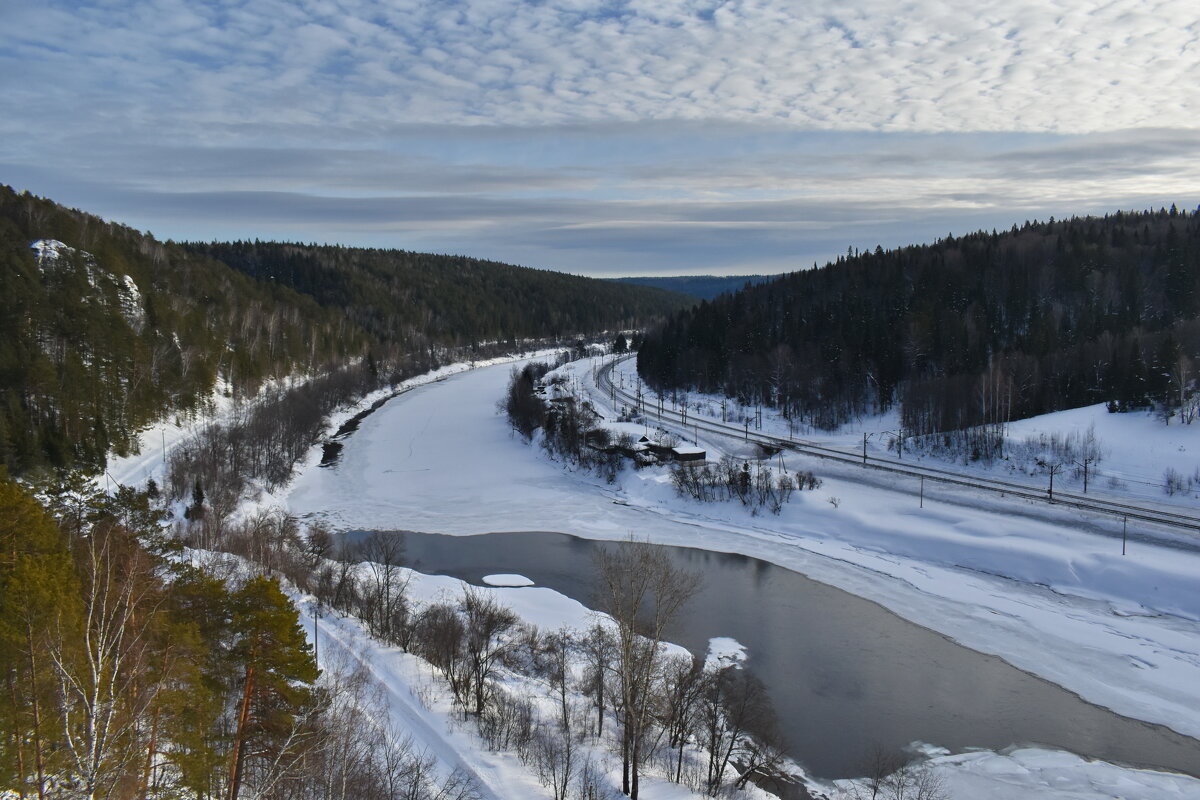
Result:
[705, 636, 748, 669]
[482, 573, 535, 587]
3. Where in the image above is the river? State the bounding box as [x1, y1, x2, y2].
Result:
[341, 529, 1200, 781]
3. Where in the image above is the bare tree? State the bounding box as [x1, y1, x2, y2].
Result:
[362, 533, 410, 642]
[415, 604, 467, 704]
[594, 538, 699, 799]
[699, 664, 775, 795]
[659, 653, 706, 785]
[460, 586, 518, 716]
[532, 630, 583, 800]
[579, 624, 617, 739]
[837, 748, 947, 800]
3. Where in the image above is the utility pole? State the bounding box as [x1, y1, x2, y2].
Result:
[1039, 460, 1064, 503]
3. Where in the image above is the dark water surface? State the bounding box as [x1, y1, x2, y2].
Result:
[345, 529, 1200, 780]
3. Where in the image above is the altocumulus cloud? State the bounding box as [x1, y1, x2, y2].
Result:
[0, 0, 1197, 274]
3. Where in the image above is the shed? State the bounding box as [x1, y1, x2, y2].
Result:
[671, 445, 706, 462]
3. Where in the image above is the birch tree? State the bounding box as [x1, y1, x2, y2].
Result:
[594, 537, 698, 799]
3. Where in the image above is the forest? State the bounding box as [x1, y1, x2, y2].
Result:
[185, 242, 689, 353]
[0, 187, 368, 477]
[0, 465, 816, 800]
[637, 207, 1200, 452]
[0, 474, 328, 800]
[0, 187, 685, 478]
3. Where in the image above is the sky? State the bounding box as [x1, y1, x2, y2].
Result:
[1, 0, 1198, 277]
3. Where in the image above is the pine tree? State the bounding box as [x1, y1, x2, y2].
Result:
[0, 474, 81, 798]
[226, 575, 319, 800]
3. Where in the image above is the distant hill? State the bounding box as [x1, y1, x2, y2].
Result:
[607, 274, 780, 302]
[638, 208, 1200, 439]
[187, 242, 693, 350]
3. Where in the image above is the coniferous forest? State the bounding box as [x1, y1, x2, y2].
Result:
[638, 208, 1200, 448]
[185, 241, 688, 352]
[0, 186, 688, 478]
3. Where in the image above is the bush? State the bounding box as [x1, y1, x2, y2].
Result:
[670, 456, 814, 515]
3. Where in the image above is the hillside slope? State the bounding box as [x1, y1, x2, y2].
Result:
[0, 186, 369, 474]
[187, 241, 693, 350]
[638, 208, 1200, 438]
[0, 186, 687, 477]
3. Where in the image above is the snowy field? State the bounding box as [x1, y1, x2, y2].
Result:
[607, 357, 1200, 507]
[278, 355, 1200, 799]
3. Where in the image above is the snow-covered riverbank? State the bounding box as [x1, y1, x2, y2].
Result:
[282, 355, 1200, 798]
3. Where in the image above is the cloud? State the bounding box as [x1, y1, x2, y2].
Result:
[1, 1, 1197, 276]
[5, 123, 1194, 276]
[4, 0, 1198, 138]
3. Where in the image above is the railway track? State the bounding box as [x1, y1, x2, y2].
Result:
[594, 356, 1200, 535]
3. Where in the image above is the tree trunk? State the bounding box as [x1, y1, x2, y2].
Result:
[228, 665, 256, 800]
[630, 735, 640, 800]
[621, 726, 630, 795]
[140, 705, 160, 799]
[7, 671, 27, 800]
[25, 628, 46, 800]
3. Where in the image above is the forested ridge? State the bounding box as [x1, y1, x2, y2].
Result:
[0, 186, 686, 478]
[0, 186, 370, 476]
[185, 241, 690, 351]
[638, 207, 1200, 442]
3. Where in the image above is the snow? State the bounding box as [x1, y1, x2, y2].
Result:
[290, 565, 755, 800]
[104, 348, 568, 502]
[118, 272, 145, 329]
[829, 746, 1200, 800]
[706, 636, 747, 668]
[28, 239, 144, 328]
[303, 590, 545, 800]
[30, 238, 72, 270]
[482, 573, 536, 587]
[1004, 403, 1200, 498]
[280, 354, 1200, 799]
[613, 353, 1200, 507]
